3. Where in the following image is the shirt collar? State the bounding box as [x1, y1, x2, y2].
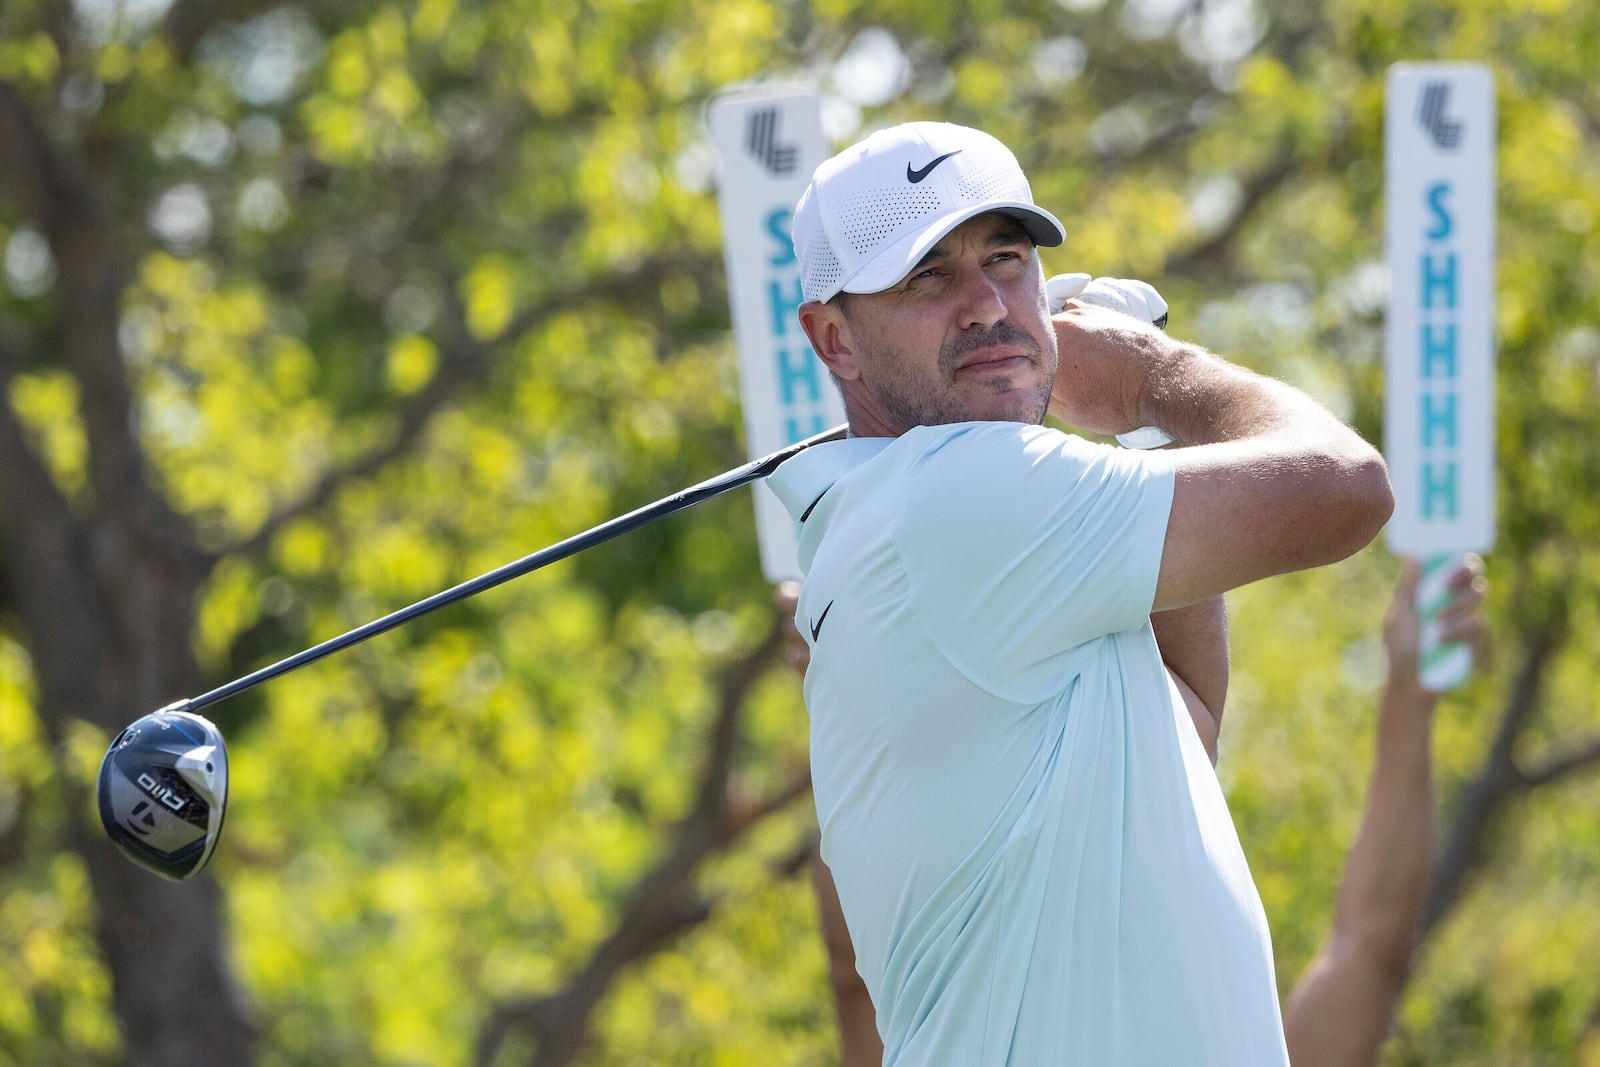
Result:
[766, 436, 893, 522]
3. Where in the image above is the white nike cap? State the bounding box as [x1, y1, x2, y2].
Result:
[792, 121, 1066, 304]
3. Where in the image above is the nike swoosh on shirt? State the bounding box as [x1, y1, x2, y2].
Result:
[809, 600, 835, 642]
[906, 150, 961, 184]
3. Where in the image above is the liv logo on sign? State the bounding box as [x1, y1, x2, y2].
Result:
[1417, 81, 1464, 150]
[746, 108, 800, 176]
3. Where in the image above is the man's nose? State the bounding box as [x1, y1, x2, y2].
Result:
[954, 270, 1008, 330]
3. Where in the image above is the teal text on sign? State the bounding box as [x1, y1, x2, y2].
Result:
[1418, 181, 1461, 520]
[765, 207, 829, 441]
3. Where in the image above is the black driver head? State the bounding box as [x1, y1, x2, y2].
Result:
[97, 706, 228, 881]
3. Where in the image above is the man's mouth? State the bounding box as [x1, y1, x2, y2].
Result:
[956, 351, 1031, 375]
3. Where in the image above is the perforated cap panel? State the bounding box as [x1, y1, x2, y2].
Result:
[803, 228, 843, 303]
[834, 186, 946, 260]
[957, 156, 1032, 205]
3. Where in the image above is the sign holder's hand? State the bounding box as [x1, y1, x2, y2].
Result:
[1413, 554, 1487, 691]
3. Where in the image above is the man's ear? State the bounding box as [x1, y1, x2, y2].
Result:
[798, 300, 861, 381]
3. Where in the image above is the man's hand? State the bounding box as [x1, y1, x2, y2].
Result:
[1385, 556, 1488, 694]
[1045, 304, 1175, 437]
[1047, 274, 1174, 448]
[1047, 273, 1169, 329]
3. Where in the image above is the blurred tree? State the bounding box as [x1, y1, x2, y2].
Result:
[0, 0, 1597, 1064]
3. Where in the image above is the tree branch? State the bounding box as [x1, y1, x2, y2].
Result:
[214, 298, 504, 561]
[0, 82, 64, 220]
[6, 69, 209, 582]
[158, 0, 289, 63]
[0, 336, 75, 541]
[217, 241, 720, 564]
[729, 766, 814, 835]
[690, 616, 788, 829]
[1162, 154, 1302, 278]
[474, 618, 807, 1067]
[1423, 619, 1565, 934]
[1521, 734, 1600, 788]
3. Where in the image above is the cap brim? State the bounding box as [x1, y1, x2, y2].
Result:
[838, 202, 1066, 297]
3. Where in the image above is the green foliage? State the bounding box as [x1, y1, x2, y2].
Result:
[2, 0, 1599, 1062]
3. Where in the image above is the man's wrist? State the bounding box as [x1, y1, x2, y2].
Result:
[1132, 339, 1219, 446]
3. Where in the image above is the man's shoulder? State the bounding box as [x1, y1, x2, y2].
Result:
[767, 436, 893, 521]
[900, 420, 1067, 460]
[768, 421, 1119, 522]
[899, 421, 1102, 480]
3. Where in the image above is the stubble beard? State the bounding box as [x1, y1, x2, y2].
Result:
[873, 319, 1056, 429]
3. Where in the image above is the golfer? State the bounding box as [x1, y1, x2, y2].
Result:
[768, 121, 1394, 1064]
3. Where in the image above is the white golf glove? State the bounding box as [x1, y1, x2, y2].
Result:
[1047, 272, 1173, 449]
[1046, 272, 1169, 329]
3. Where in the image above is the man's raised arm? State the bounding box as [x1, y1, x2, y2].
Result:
[1283, 557, 1487, 1065]
[1049, 307, 1394, 612]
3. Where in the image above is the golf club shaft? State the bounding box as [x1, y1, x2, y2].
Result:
[168, 423, 848, 715]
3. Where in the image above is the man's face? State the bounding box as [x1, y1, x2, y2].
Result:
[827, 213, 1059, 434]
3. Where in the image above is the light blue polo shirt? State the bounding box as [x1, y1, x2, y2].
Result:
[768, 421, 1288, 1066]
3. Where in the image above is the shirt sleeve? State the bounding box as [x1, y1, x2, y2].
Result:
[896, 422, 1175, 701]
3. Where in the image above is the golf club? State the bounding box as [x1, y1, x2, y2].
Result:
[99, 422, 848, 880]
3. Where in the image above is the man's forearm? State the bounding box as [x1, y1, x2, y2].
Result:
[1053, 313, 1354, 451]
[1053, 312, 1392, 586]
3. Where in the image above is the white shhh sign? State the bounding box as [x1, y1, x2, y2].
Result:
[709, 86, 844, 582]
[1384, 62, 1496, 556]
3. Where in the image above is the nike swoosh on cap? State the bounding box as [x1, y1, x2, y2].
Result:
[906, 150, 961, 184]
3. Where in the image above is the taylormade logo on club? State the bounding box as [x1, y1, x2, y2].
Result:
[906, 150, 960, 183]
[126, 801, 156, 834]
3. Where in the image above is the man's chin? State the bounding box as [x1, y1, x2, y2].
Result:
[878, 385, 1049, 431]
[966, 387, 1051, 426]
